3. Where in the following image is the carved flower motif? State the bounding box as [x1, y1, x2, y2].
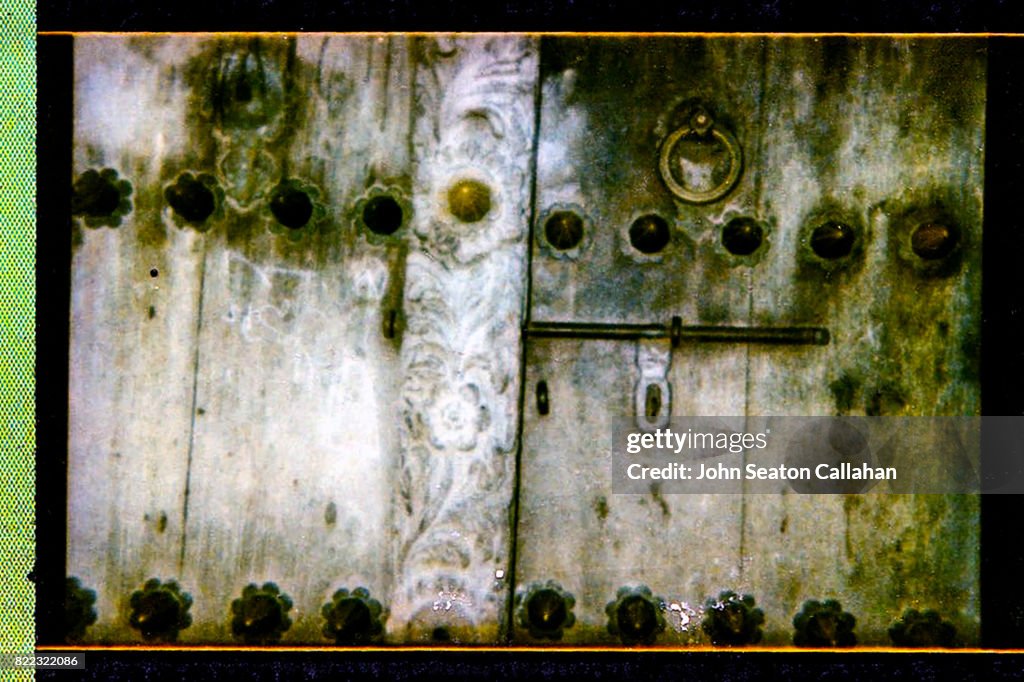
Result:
[425, 383, 488, 452]
[65, 577, 98, 642]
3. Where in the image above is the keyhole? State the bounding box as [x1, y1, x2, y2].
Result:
[645, 384, 662, 419]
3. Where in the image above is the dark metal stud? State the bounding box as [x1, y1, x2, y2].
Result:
[515, 581, 576, 641]
[362, 195, 405, 236]
[888, 609, 958, 648]
[810, 221, 856, 259]
[544, 211, 585, 251]
[911, 222, 959, 260]
[128, 578, 193, 643]
[231, 582, 293, 645]
[321, 587, 386, 645]
[72, 168, 132, 227]
[536, 381, 549, 416]
[269, 185, 314, 230]
[793, 599, 857, 647]
[447, 179, 492, 223]
[606, 586, 666, 645]
[701, 590, 765, 646]
[629, 214, 671, 255]
[722, 217, 763, 256]
[165, 173, 217, 226]
[65, 577, 98, 642]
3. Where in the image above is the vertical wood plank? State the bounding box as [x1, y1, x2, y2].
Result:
[515, 338, 750, 644]
[178, 35, 413, 642]
[742, 38, 984, 644]
[515, 37, 769, 644]
[68, 36, 207, 641]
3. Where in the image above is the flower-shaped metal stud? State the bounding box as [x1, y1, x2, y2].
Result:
[793, 599, 857, 647]
[128, 578, 193, 643]
[355, 186, 411, 243]
[165, 172, 224, 231]
[321, 587, 387, 645]
[515, 581, 576, 641]
[72, 168, 132, 228]
[701, 590, 765, 646]
[231, 582, 293, 645]
[266, 178, 327, 241]
[888, 609, 958, 648]
[605, 585, 666, 646]
[65, 577, 98, 642]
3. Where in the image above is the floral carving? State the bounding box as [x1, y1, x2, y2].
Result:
[391, 36, 538, 639]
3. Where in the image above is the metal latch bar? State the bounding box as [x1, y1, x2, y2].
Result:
[525, 317, 830, 346]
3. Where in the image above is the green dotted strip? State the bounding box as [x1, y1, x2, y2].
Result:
[0, 0, 35, 680]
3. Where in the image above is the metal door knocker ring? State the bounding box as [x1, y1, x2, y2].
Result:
[659, 106, 743, 204]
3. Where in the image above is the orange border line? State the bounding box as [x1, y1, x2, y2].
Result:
[36, 31, 1024, 37]
[34, 645, 1024, 653]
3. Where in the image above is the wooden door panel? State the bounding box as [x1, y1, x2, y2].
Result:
[68, 36, 210, 642]
[742, 37, 984, 644]
[178, 35, 413, 643]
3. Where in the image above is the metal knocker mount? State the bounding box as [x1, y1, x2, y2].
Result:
[659, 105, 743, 204]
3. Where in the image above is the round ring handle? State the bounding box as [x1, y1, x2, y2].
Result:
[658, 108, 743, 204]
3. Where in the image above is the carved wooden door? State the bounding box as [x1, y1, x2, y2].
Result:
[67, 35, 982, 646]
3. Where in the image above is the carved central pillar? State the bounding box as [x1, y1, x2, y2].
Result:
[389, 36, 539, 642]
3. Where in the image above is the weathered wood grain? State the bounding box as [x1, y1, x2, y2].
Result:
[515, 339, 749, 644]
[741, 38, 984, 644]
[178, 35, 412, 643]
[515, 38, 769, 644]
[68, 36, 208, 642]
[67, 35, 984, 646]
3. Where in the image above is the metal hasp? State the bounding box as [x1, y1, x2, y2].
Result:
[525, 316, 830, 347]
